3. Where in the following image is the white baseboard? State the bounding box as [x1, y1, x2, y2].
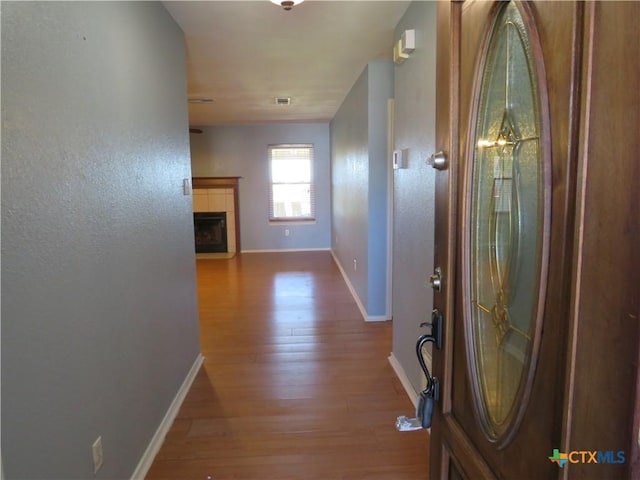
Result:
[331, 251, 368, 321]
[131, 353, 204, 480]
[241, 248, 331, 253]
[236, 248, 391, 322]
[389, 352, 432, 434]
[330, 251, 391, 322]
[388, 352, 419, 409]
[238, 249, 390, 322]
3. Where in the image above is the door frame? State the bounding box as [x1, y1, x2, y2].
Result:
[430, 0, 463, 476]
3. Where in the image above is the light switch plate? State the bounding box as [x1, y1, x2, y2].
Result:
[393, 149, 408, 169]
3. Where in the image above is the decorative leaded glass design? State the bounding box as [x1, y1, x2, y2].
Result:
[465, 1, 548, 442]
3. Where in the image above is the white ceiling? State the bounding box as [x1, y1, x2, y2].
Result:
[163, 1, 410, 126]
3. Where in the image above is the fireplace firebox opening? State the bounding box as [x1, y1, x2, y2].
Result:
[194, 212, 228, 253]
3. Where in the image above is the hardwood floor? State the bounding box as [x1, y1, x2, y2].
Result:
[146, 251, 429, 480]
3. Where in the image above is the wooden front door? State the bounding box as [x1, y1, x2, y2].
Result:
[429, 1, 640, 478]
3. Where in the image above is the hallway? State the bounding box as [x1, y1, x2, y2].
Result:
[146, 251, 429, 479]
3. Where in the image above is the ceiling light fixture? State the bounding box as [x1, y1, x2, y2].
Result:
[269, 0, 304, 11]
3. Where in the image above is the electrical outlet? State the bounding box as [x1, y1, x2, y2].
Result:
[92, 436, 104, 474]
[285, 229, 290, 237]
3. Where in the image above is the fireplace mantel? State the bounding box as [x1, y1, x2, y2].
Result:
[192, 177, 241, 190]
[192, 177, 241, 254]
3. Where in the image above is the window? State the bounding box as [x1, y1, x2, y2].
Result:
[268, 144, 314, 222]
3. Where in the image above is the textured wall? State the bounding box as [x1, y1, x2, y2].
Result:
[1, 2, 200, 478]
[367, 61, 394, 317]
[189, 123, 331, 251]
[391, 1, 437, 394]
[330, 61, 393, 319]
[331, 67, 371, 313]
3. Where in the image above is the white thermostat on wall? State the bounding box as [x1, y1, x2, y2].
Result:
[393, 149, 408, 169]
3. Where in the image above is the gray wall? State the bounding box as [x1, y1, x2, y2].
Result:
[331, 67, 370, 313]
[391, 1, 437, 394]
[190, 123, 331, 251]
[1, 3, 201, 478]
[367, 61, 394, 317]
[330, 60, 394, 319]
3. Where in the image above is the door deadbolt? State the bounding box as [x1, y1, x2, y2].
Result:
[429, 267, 442, 292]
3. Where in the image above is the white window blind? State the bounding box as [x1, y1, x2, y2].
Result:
[268, 144, 315, 222]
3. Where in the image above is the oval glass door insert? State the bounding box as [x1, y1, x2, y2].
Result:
[465, 2, 549, 443]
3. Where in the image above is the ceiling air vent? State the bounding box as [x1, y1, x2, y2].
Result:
[188, 98, 215, 104]
[275, 97, 291, 106]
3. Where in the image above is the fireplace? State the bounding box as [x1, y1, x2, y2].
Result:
[192, 177, 241, 253]
[194, 212, 227, 253]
